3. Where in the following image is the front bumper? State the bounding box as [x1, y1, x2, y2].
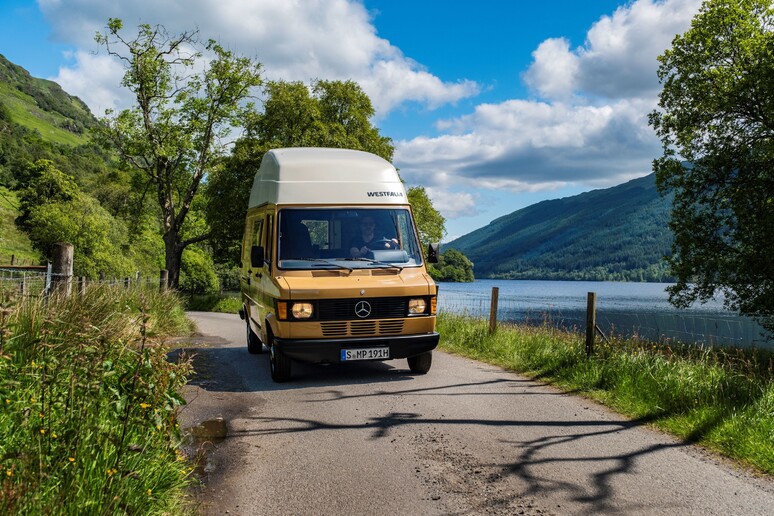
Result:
[273, 332, 440, 364]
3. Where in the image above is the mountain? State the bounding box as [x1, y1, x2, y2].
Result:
[0, 53, 95, 146]
[446, 174, 674, 282]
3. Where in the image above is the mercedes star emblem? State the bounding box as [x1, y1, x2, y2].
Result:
[354, 300, 372, 318]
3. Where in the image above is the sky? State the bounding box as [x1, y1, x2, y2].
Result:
[0, 0, 703, 241]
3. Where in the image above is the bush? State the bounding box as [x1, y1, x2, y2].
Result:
[179, 247, 219, 294]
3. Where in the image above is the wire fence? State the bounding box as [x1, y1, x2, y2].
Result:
[437, 287, 773, 350]
[0, 266, 170, 300]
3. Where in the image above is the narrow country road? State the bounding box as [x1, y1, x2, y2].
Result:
[176, 312, 774, 515]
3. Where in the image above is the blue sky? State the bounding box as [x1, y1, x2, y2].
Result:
[0, 0, 703, 240]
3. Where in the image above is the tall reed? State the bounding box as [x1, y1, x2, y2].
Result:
[0, 284, 195, 514]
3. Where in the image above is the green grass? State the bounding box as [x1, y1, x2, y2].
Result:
[0, 82, 87, 147]
[0, 187, 40, 265]
[437, 313, 774, 476]
[0, 284, 197, 514]
[184, 292, 242, 313]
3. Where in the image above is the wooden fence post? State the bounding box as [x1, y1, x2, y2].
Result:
[489, 286, 500, 335]
[586, 292, 597, 357]
[159, 270, 168, 292]
[135, 271, 141, 287]
[99, 271, 106, 283]
[78, 276, 87, 296]
[51, 242, 74, 297]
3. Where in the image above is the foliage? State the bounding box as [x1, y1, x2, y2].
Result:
[406, 186, 445, 253]
[207, 79, 395, 264]
[0, 186, 39, 264]
[448, 174, 674, 282]
[179, 247, 219, 294]
[94, 18, 263, 287]
[649, 0, 774, 328]
[13, 160, 138, 278]
[429, 248, 474, 282]
[437, 313, 774, 475]
[0, 284, 195, 513]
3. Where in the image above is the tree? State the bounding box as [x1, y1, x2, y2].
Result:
[94, 19, 262, 287]
[429, 248, 474, 282]
[206, 79, 395, 263]
[649, 0, 774, 327]
[15, 160, 135, 277]
[406, 186, 445, 251]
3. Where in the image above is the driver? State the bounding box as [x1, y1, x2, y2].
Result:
[349, 215, 398, 258]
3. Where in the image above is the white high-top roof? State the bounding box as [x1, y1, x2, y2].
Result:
[248, 148, 407, 208]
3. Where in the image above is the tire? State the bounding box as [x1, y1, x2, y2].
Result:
[246, 318, 263, 354]
[407, 351, 432, 374]
[269, 337, 292, 382]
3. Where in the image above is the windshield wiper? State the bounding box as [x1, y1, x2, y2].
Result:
[345, 257, 404, 270]
[293, 258, 354, 272]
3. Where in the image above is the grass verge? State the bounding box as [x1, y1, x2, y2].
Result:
[0, 284, 197, 514]
[184, 293, 241, 314]
[437, 313, 774, 476]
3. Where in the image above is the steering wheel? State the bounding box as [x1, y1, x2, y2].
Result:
[371, 238, 396, 250]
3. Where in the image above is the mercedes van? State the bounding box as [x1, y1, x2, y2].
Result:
[238, 147, 440, 382]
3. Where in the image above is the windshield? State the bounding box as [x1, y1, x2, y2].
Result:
[278, 208, 423, 269]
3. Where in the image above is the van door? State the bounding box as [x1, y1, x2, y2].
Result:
[254, 211, 275, 340]
[243, 214, 264, 332]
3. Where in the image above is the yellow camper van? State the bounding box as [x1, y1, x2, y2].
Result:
[239, 148, 440, 382]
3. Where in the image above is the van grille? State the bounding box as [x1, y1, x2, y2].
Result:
[316, 297, 407, 321]
[320, 320, 405, 337]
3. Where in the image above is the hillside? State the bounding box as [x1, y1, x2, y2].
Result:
[446, 174, 674, 282]
[0, 54, 95, 146]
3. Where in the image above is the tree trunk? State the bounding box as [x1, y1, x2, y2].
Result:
[163, 232, 184, 289]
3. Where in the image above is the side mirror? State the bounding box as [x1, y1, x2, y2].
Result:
[250, 245, 265, 268]
[427, 242, 440, 263]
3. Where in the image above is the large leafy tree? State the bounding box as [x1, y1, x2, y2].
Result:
[206, 79, 396, 263]
[649, 0, 774, 327]
[94, 19, 262, 287]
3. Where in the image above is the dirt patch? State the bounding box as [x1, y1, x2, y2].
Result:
[411, 429, 552, 515]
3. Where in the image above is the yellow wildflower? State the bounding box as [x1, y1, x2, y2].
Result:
[68, 457, 75, 463]
[140, 403, 151, 409]
[147, 489, 152, 496]
[40, 429, 45, 435]
[6, 470, 12, 477]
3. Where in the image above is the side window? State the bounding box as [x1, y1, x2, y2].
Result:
[252, 219, 263, 248]
[264, 214, 274, 269]
[242, 218, 253, 266]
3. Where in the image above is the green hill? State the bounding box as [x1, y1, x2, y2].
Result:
[446, 174, 674, 282]
[0, 54, 95, 146]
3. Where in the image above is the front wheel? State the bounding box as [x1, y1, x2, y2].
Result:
[407, 351, 432, 374]
[246, 318, 263, 354]
[270, 339, 292, 382]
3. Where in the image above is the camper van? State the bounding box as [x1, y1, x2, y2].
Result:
[239, 147, 440, 382]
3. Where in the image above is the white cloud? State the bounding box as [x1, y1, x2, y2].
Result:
[53, 51, 131, 115]
[424, 187, 478, 220]
[524, 0, 702, 101]
[39, 0, 478, 116]
[395, 0, 702, 195]
[522, 38, 579, 101]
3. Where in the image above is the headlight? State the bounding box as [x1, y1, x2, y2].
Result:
[408, 298, 427, 314]
[291, 302, 314, 319]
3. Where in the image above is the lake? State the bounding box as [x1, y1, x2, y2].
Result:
[436, 279, 772, 349]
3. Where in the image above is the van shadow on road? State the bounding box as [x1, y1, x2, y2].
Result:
[168, 335, 422, 392]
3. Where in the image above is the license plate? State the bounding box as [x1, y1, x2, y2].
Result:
[341, 347, 390, 361]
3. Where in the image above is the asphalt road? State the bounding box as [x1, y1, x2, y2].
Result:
[176, 312, 774, 515]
